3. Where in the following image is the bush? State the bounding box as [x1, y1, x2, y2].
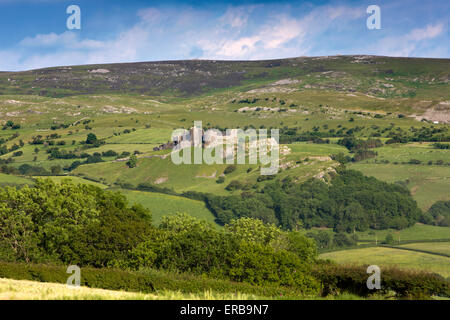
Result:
[216, 176, 225, 184]
[223, 165, 237, 175]
[85, 133, 98, 144]
[127, 155, 138, 168]
[312, 262, 449, 298]
[225, 180, 243, 191]
[409, 159, 422, 165]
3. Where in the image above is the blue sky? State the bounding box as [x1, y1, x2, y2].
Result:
[0, 0, 448, 71]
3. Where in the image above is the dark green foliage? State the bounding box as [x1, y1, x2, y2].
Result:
[313, 262, 449, 298]
[423, 201, 450, 227]
[118, 213, 320, 293]
[216, 176, 225, 184]
[127, 155, 138, 168]
[223, 165, 237, 175]
[331, 152, 352, 164]
[208, 170, 421, 231]
[409, 159, 422, 165]
[18, 164, 49, 175]
[306, 231, 333, 249]
[383, 233, 395, 245]
[337, 137, 382, 151]
[0, 179, 153, 267]
[433, 143, 450, 149]
[86, 133, 98, 145]
[102, 150, 118, 157]
[352, 149, 377, 162]
[332, 233, 357, 247]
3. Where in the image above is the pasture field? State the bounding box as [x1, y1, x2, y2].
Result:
[349, 163, 450, 210]
[287, 142, 349, 157]
[106, 128, 173, 144]
[397, 242, 450, 256]
[356, 224, 450, 243]
[0, 173, 33, 186]
[36, 176, 109, 189]
[118, 189, 217, 226]
[319, 247, 450, 278]
[368, 142, 449, 164]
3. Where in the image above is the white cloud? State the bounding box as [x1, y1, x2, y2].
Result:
[137, 8, 162, 25]
[20, 32, 105, 50]
[196, 5, 363, 60]
[367, 23, 446, 57]
[407, 23, 444, 41]
[218, 6, 255, 28]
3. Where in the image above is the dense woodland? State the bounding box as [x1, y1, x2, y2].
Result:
[207, 169, 421, 231]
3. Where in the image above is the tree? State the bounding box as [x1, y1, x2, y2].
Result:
[51, 165, 62, 175]
[127, 154, 138, 168]
[0, 187, 40, 263]
[383, 233, 395, 245]
[0, 179, 152, 265]
[86, 133, 98, 144]
[225, 217, 282, 245]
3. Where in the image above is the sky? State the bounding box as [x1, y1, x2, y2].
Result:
[0, 0, 448, 71]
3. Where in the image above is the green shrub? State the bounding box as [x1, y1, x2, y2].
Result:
[312, 262, 449, 298]
[223, 165, 237, 175]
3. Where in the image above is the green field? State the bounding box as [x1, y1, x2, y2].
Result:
[356, 224, 450, 243]
[349, 163, 450, 210]
[0, 173, 34, 186]
[36, 176, 109, 189]
[118, 189, 217, 226]
[320, 247, 450, 278]
[368, 143, 449, 164]
[106, 128, 173, 144]
[397, 242, 450, 256]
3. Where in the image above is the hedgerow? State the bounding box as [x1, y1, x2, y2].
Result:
[312, 262, 450, 299]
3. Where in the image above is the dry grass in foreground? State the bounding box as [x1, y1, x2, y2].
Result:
[0, 278, 261, 300]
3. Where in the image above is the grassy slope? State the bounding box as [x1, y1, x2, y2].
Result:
[398, 242, 450, 256]
[356, 224, 450, 242]
[349, 162, 450, 210]
[0, 173, 34, 186]
[118, 189, 217, 226]
[320, 247, 450, 278]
